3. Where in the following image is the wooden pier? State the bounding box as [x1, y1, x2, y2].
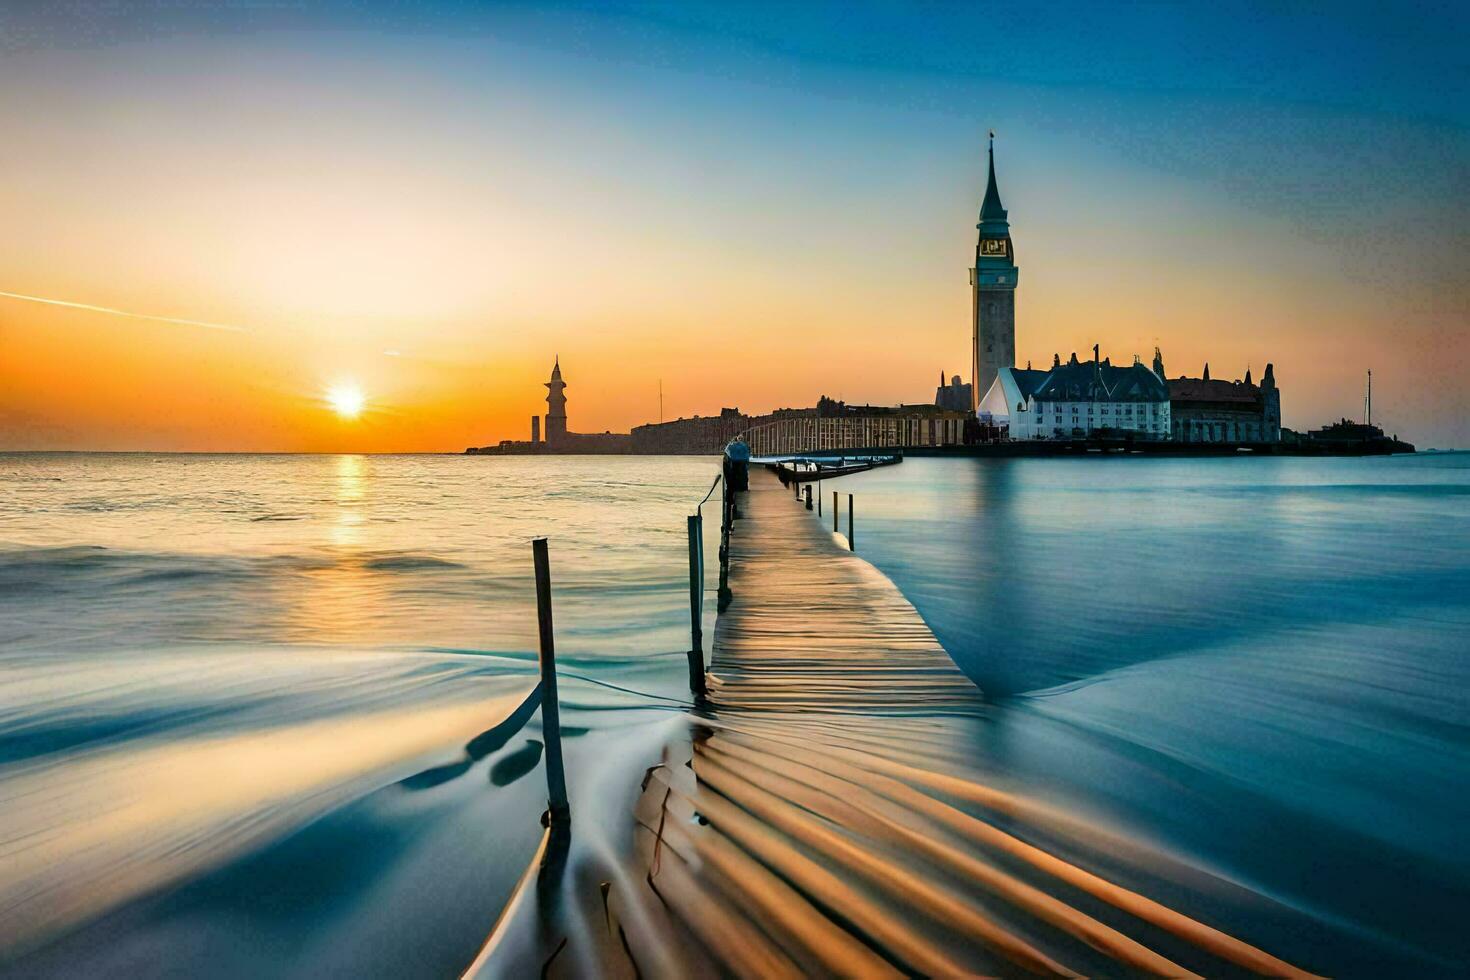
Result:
[707, 467, 980, 714]
[616, 469, 1317, 978]
[480, 467, 1318, 978]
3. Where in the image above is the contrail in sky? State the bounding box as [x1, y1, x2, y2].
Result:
[0, 289, 249, 333]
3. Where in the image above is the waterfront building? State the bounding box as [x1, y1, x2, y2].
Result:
[934, 373, 973, 413]
[1164, 354, 1281, 443]
[985, 348, 1171, 440]
[631, 408, 749, 454]
[971, 133, 1018, 411]
[468, 362, 973, 456]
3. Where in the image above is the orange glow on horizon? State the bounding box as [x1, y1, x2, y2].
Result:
[0, 34, 1462, 451]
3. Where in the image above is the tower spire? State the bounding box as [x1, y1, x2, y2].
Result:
[970, 129, 1017, 413]
[979, 130, 1007, 224]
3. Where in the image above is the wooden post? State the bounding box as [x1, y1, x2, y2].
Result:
[686, 514, 707, 697]
[804, 485, 813, 510]
[833, 491, 839, 532]
[847, 494, 855, 551]
[817, 479, 822, 516]
[532, 538, 570, 825]
[717, 485, 733, 612]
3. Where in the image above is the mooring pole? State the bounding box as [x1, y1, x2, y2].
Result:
[804, 485, 813, 510]
[686, 514, 707, 698]
[817, 479, 822, 516]
[718, 491, 732, 611]
[833, 491, 839, 533]
[847, 494, 855, 551]
[532, 537, 570, 825]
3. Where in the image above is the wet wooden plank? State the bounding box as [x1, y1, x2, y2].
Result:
[708, 467, 985, 714]
[496, 467, 1319, 979]
[608, 468, 1318, 978]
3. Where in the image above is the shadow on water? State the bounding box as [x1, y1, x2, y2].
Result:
[490, 740, 544, 787]
[399, 687, 543, 792]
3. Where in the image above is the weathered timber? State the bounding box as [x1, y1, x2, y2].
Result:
[706, 469, 982, 714]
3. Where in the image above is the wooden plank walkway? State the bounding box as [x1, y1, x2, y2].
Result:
[618, 470, 1317, 978]
[707, 468, 984, 714]
[489, 468, 1320, 979]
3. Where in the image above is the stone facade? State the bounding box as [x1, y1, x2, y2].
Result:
[631, 408, 748, 454]
[974, 288, 1015, 406]
[1166, 361, 1281, 444]
[934, 373, 973, 413]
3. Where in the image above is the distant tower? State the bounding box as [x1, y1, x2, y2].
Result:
[1152, 347, 1166, 382]
[971, 131, 1019, 411]
[544, 357, 567, 444]
[531, 415, 540, 444]
[1262, 363, 1281, 441]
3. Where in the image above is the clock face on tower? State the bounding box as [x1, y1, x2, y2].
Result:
[980, 238, 1009, 258]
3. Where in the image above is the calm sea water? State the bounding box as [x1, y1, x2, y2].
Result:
[830, 452, 1470, 975]
[2, 452, 1466, 976]
[0, 453, 719, 977]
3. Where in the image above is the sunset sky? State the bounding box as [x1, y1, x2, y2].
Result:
[1, 1, 1466, 451]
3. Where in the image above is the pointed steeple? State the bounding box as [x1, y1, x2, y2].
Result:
[1202, 362, 1211, 382]
[979, 130, 1007, 225]
[1244, 367, 1253, 386]
[550, 356, 563, 382]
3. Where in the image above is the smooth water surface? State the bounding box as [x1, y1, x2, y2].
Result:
[4, 451, 1467, 976]
[830, 453, 1470, 975]
[0, 453, 719, 976]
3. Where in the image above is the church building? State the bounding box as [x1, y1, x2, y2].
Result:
[970, 136, 1285, 446]
[991, 347, 1171, 441]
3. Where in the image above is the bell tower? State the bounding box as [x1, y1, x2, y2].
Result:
[971, 132, 1019, 410]
[544, 356, 567, 444]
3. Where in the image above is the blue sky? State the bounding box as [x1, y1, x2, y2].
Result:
[1, 1, 1466, 448]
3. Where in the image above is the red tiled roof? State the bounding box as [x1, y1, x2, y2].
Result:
[1169, 378, 1259, 404]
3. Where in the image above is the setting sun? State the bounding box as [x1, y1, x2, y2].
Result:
[326, 384, 365, 420]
